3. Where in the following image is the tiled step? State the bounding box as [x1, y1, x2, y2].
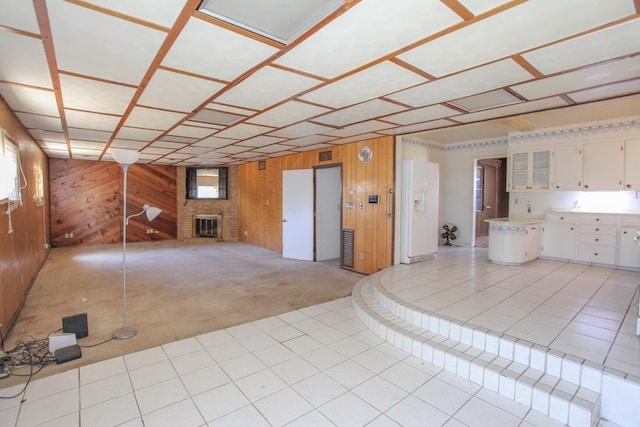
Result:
[352, 274, 602, 427]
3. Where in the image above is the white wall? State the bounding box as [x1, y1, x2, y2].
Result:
[441, 139, 508, 246]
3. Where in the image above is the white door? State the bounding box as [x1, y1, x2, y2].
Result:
[315, 167, 341, 261]
[282, 169, 314, 260]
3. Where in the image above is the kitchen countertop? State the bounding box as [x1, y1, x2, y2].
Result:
[549, 208, 640, 215]
[485, 216, 546, 225]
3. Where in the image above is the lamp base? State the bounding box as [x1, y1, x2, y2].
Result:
[112, 327, 137, 340]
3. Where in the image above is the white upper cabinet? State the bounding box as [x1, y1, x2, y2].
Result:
[553, 145, 582, 190]
[624, 138, 640, 190]
[508, 149, 551, 191]
[582, 141, 624, 191]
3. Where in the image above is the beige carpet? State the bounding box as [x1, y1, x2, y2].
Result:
[2, 240, 363, 386]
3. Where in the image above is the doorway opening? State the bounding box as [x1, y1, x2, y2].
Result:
[474, 157, 508, 248]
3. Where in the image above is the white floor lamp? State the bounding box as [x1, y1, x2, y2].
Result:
[110, 149, 162, 340]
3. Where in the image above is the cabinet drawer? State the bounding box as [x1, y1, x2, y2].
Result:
[578, 233, 617, 245]
[578, 214, 619, 225]
[578, 224, 617, 235]
[621, 216, 640, 227]
[546, 213, 575, 222]
[577, 245, 616, 265]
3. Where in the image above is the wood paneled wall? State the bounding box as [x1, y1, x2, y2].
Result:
[238, 136, 395, 275]
[0, 96, 50, 335]
[49, 159, 177, 247]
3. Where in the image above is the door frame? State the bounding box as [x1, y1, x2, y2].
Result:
[472, 156, 509, 247]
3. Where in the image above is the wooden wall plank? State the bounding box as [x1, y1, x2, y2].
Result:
[0, 96, 50, 335]
[49, 159, 177, 247]
[238, 136, 395, 274]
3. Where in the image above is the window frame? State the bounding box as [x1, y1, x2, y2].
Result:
[1, 130, 21, 205]
[186, 166, 228, 200]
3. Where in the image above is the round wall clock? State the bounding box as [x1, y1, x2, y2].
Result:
[358, 145, 373, 164]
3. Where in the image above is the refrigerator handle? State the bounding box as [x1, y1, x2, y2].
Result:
[386, 188, 393, 218]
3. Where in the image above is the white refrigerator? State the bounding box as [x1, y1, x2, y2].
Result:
[400, 159, 439, 264]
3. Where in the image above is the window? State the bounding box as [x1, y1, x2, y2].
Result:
[1, 130, 21, 203]
[186, 167, 228, 200]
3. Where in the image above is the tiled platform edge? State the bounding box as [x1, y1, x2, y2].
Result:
[352, 270, 636, 427]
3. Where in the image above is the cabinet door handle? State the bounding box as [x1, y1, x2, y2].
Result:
[595, 228, 599, 231]
[595, 238, 599, 242]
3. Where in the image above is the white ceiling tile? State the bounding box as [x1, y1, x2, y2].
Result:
[115, 127, 163, 142]
[206, 103, 257, 115]
[65, 110, 121, 132]
[263, 150, 297, 157]
[193, 136, 237, 149]
[324, 120, 394, 138]
[162, 16, 279, 81]
[15, 113, 63, 132]
[214, 123, 273, 139]
[252, 143, 297, 153]
[158, 135, 196, 143]
[138, 69, 225, 112]
[109, 139, 148, 150]
[331, 133, 382, 145]
[230, 151, 262, 159]
[388, 59, 534, 108]
[457, 0, 511, 16]
[149, 140, 187, 149]
[67, 128, 112, 142]
[268, 121, 335, 139]
[0, 32, 52, 89]
[523, 18, 640, 75]
[379, 119, 453, 135]
[399, 0, 637, 77]
[68, 140, 107, 150]
[215, 66, 321, 110]
[275, 0, 461, 79]
[47, 0, 167, 85]
[39, 140, 67, 149]
[124, 106, 186, 130]
[177, 145, 214, 154]
[453, 97, 569, 123]
[29, 130, 66, 143]
[191, 109, 244, 126]
[568, 79, 640, 104]
[300, 61, 426, 109]
[512, 56, 640, 100]
[383, 104, 460, 125]
[81, 0, 187, 28]
[214, 145, 249, 154]
[141, 146, 173, 155]
[168, 125, 215, 138]
[0, 0, 40, 32]
[313, 99, 406, 127]
[247, 101, 330, 127]
[0, 83, 59, 116]
[183, 120, 223, 129]
[236, 135, 286, 148]
[280, 135, 336, 147]
[60, 74, 135, 116]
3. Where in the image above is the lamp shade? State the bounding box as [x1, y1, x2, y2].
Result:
[145, 206, 162, 222]
[111, 148, 140, 165]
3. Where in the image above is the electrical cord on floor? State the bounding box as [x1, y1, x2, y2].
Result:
[79, 337, 114, 348]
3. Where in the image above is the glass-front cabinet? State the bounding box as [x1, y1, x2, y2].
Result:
[508, 149, 551, 191]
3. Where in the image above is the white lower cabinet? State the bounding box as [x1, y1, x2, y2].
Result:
[487, 221, 543, 265]
[541, 212, 640, 269]
[576, 215, 618, 265]
[542, 221, 576, 260]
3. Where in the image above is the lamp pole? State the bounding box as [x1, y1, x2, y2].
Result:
[114, 161, 137, 340]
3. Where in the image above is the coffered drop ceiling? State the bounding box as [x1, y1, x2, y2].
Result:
[0, 0, 639, 165]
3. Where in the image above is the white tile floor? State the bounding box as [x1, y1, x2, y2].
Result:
[0, 247, 637, 427]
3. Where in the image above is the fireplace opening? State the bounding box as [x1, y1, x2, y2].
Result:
[194, 214, 219, 238]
